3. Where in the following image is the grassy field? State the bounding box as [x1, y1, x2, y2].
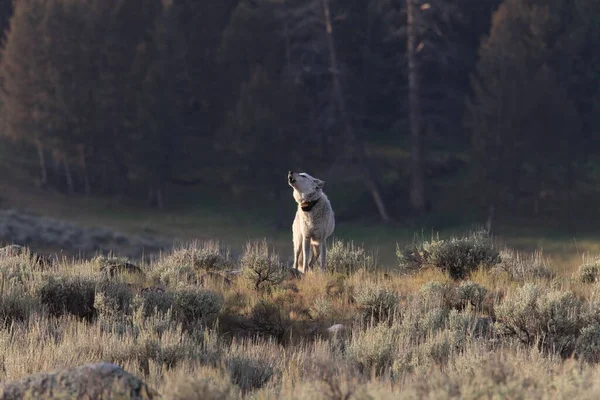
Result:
[1, 177, 599, 273]
[6, 175, 600, 397]
[2, 233, 600, 398]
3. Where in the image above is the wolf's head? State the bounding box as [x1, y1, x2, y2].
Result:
[288, 171, 326, 203]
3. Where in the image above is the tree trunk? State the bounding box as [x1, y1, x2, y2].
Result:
[101, 161, 109, 195]
[35, 140, 47, 187]
[485, 204, 495, 234]
[63, 155, 74, 195]
[50, 151, 61, 186]
[566, 162, 574, 233]
[79, 145, 91, 196]
[282, 18, 292, 76]
[321, 0, 392, 222]
[156, 186, 164, 209]
[111, 155, 129, 197]
[407, 0, 426, 212]
[148, 185, 155, 205]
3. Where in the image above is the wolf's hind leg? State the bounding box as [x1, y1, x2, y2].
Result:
[309, 244, 319, 270]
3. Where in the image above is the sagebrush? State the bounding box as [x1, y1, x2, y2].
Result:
[1, 235, 600, 399]
[397, 231, 500, 279]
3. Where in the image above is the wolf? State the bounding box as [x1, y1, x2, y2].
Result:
[288, 171, 335, 273]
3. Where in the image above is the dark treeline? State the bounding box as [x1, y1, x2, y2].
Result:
[0, 0, 598, 224]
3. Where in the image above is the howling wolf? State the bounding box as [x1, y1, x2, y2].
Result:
[287, 171, 335, 273]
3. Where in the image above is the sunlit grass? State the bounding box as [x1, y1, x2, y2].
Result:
[2, 234, 600, 398]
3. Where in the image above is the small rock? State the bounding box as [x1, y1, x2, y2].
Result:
[327, 324, 346, 334]
[0, 363, 159, 399]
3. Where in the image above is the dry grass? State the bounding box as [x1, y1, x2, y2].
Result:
[3, 237, 600, 398]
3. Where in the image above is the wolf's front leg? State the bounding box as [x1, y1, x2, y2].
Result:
[302, 237, 311, 273]
[293, 246, 302, 271]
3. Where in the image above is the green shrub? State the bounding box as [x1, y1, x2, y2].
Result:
[398, 282, 470, 343]
[494, 250, 554, 281]
[0, 244, 52, 271]
[429, 233, 500, 279]
[167, 241, 233, 272]
[169, 368, 241, 400]
[0, 249, 38, 286]
[152, 339, 197, 369]
[420, 331, 453, 366]
[325, 274, 346, 297]
[310, 296, 334, 320]
[172, 288, 223, 326]
[400, 305, 450, 342]
[226, 355, 275, 394]
[397, 231, 500, 279]
[241, 300, 291, 343]
[39, 276, 96, 319]
[102, 327, 200, 373]
[199, 329, 223, 367]
[93, 255, 144, 278]
[152, 241, 233, 285]
[94, 281, 134, 318]
[456, 281, 488, 309]
[582, 297, 600, 326]
[0, 291, 39, 326]
[135, 287, 175, 317]
[418, 281, 456, 310]
[354, 284, 399, 324]
[395, 310, 490, 376]
[396, 237, 442, 273]
[241, 241, 286, 291]
[420, 307, 450, 335]
[133, 286, 222, 327]
[347, 323, 398, 375]
[150, 263, 196, 286]
[575, 259, 600, 283]
[92, 255, 129, 268]
[575, 323, 600, 363]
[327, 240, 375, 274]
[495, 284, 583, 357]
[447, 309, 492, 348]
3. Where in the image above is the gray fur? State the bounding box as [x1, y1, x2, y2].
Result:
[288, 171, 335, 273]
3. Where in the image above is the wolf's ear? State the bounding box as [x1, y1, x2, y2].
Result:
[315, 179, 326, 189]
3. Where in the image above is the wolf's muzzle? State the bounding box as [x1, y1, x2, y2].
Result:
[288, 171, 295, 183]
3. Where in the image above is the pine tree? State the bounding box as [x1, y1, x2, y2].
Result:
[466, 0, 594, 215]
[221, 0, 393, 221]
[0, 0, 57, 186]
[1, 0, 167, 195]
